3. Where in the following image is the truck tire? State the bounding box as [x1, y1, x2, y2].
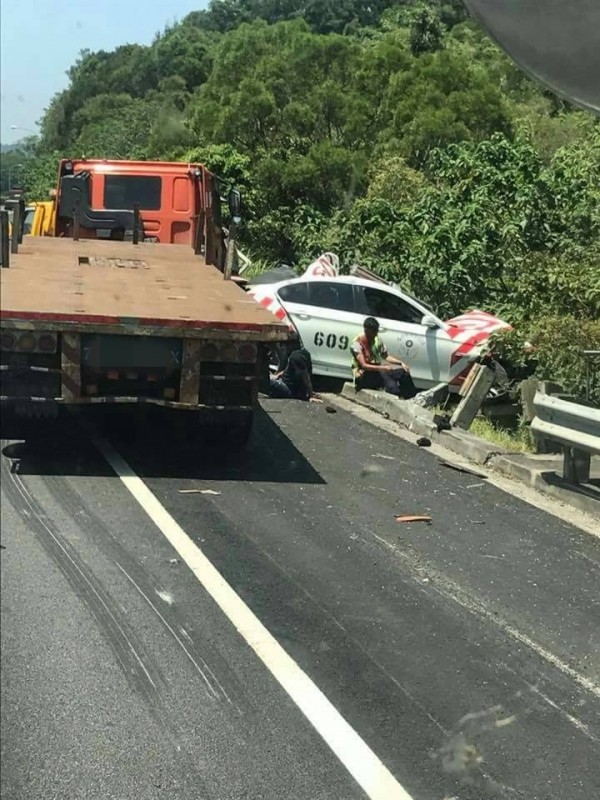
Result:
[202, 410, 254, 449]
[225, 411, 254, 449]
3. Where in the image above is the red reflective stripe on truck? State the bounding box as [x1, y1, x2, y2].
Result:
[0, 309, 280, 333]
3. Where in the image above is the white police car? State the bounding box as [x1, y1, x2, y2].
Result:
[248, 254, 511, 390]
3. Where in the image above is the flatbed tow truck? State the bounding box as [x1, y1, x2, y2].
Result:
[0, 160, 290, 447]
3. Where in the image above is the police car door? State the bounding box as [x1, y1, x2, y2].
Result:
[355, 285, 447, 388]
[278, 280, 358, 378]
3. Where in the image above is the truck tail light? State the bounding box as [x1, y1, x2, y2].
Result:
[0, 330, 57, 354]
[238, 343, 258, 362]
[199, 341, 258, 363]
[0, 332, 16, 351]
[220, 344, 237, 362]
[18, 333, 37, 352]
[38, 333, 57, 352]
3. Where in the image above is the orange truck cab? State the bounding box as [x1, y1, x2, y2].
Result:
[53, 158, 227, 267]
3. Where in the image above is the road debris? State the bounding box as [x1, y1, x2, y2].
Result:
[395, 514, 432, 524]
[155, 589, 174, 605]
[373, 453, 395, 460]
[178, 488, 221, 495]
[169, 558, 179, 566]
[325, 405, 337, 414]
[438, 460, 486, 478]
[360, 464, 384, 477]
[466, 482, 485, 489]
[433, 414, 452, 432]
[416, 437, 431, 447]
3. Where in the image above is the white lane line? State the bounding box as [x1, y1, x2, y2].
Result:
[93, 436, 414, 800]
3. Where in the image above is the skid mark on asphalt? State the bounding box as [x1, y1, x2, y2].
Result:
[1, 456, 165, 713]
[115, 562, 229, 704]
[39, 470, 242, 708]
[93, 433, 415, 800]
[372, 534, 600, 715]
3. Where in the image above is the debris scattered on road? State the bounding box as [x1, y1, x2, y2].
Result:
[439, 460, 486, 478]
[395, 514, 432, 524]
[416, 437, 431, 447]
[470, 520, 485, 525]
[433, 414, 452, 432]
[360, 464, 383, 477]
[178, 488, 221, 495]
[373, 453, 395, 460]
[466, 482, 486, 489]
[169, 558, 179, 566]
[325, 405, 337, 414]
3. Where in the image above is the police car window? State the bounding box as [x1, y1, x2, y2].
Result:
[277, 283, 309, 304]
[361, 287, 423, 325]
[307, 282, 355, 312]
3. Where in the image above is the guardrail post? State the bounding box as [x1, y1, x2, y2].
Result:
[10, 201, 21, 254]
[564, 448, 591, 484]
[73, 197, 80, 241]
[223, 219, 237, 281]
[450, 363, 496, 429]
[132, 203, 140, 245]
[17, 198, 25, 243]
[0, 210, 9, 268]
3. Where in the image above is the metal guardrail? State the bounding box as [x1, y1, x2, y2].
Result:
[531, 391, 600, 484]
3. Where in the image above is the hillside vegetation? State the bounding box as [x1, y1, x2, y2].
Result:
[10, 0, 600, 399]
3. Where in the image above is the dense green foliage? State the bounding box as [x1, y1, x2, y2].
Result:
[10, 0, 600, 399]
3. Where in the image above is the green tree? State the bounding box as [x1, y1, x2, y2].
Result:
[409, 5, 444, 56]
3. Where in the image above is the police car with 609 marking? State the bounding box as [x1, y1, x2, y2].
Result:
[248, 254, 512, 391]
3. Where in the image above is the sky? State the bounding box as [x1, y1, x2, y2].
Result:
[0, 0, 208, 144]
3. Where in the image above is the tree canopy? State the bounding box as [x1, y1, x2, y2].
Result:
[7, 0, 599, 399]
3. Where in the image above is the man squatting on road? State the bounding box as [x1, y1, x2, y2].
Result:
[352, 316, 418, 399]
[269, 348, 322, 402]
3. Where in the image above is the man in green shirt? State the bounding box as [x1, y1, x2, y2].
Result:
[351, 317, 418, 399]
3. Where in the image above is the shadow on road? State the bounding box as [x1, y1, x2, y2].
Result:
[0, 405, 325, 485]
[541, 470, 600, 504]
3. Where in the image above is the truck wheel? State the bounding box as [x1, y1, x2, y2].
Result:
[225, 411, 254, 449]
[203, 410, 254, 449]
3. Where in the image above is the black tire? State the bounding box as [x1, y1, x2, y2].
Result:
[202, 410, 254, 450]
[225, 411, 254, 449]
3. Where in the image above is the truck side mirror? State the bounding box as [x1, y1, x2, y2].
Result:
[228, 189, 242, 221]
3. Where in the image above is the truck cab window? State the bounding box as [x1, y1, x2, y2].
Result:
[104, 175, 162, 211]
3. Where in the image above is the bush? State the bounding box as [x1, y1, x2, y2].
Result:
[492, 317, 600, 404]
[529, 317, 600, 404]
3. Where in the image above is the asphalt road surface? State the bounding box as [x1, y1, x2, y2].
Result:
[1, 400, 599, 800]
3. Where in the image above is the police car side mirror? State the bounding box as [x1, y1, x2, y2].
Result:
[421, 314, 439, 329]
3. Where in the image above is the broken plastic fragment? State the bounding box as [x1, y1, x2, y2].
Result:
[178, 489, 221, 495]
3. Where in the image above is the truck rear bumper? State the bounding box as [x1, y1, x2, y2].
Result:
[1, 329, 269, 411]
[0, 394, 254, 412]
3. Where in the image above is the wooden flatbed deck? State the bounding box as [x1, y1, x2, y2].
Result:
[0, 237, 289, 340]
